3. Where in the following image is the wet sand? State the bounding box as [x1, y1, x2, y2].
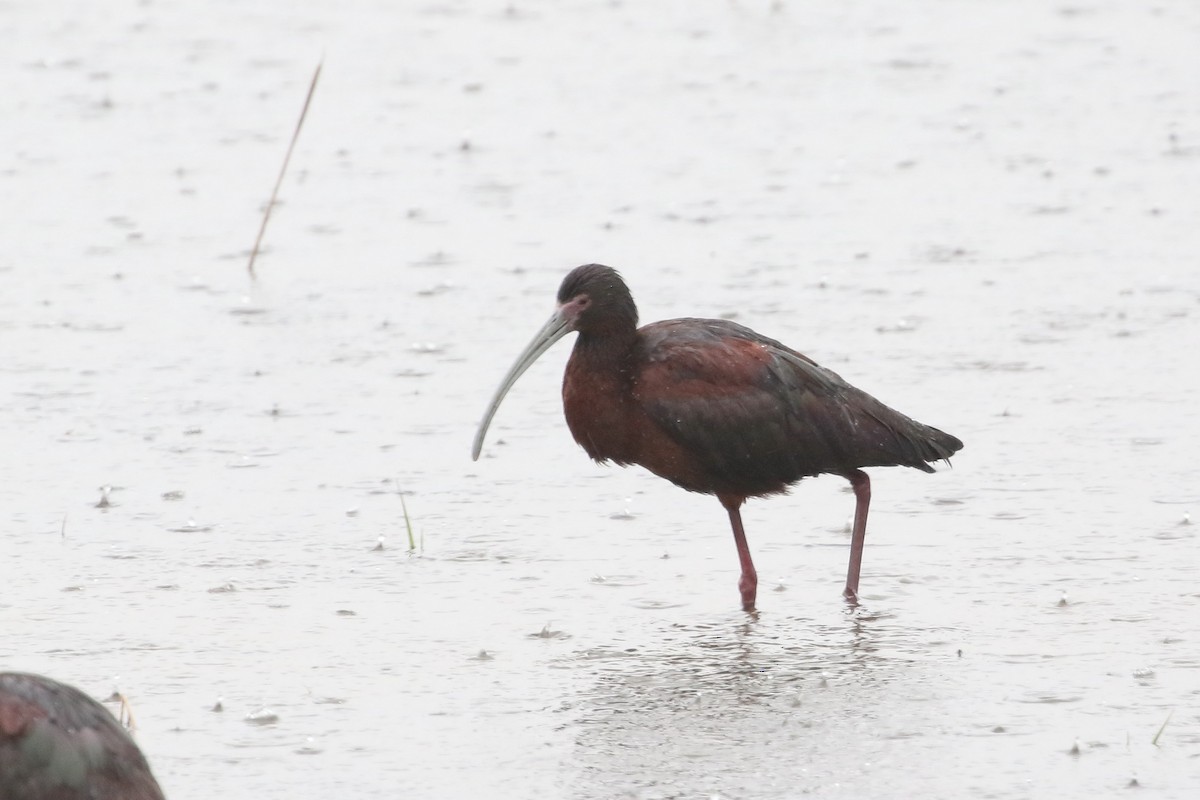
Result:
[2, 1, 1198, 797]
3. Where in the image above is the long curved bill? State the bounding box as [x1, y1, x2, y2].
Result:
[472, 307, 572, 460]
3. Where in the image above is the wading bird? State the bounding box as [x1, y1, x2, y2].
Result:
[0, 672, 166, 800]
[472, 264, 962, 610]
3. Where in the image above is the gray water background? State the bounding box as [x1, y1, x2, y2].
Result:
[2, 1, 1199, 797]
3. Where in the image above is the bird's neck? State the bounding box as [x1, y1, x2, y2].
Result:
[573, 326, 637, 371]
[563, 329, 639, 463]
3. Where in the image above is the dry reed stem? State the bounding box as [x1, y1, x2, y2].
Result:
[247, 59, 323, 278]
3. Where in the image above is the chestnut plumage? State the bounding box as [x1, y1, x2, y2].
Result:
[473, 264, 962, 608]
[0, 672, 166, 800]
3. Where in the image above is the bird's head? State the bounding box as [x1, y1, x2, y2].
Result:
[471, 264, 638, 460]
[555, 263, 638, 335]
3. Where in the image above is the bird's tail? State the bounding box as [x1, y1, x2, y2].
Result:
[913, 425, 963, 470]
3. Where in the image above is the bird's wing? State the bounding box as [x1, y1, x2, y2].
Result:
[633, 319, 946, 485]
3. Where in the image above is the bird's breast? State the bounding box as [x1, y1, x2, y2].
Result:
[562, 363, 638, 464]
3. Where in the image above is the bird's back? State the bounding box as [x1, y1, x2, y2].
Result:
[631, 318, 962, 496]
[0, 672, 166, 800]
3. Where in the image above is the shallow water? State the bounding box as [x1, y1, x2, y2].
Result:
[2, 0, 1199, 797]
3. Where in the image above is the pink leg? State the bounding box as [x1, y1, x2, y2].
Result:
[719, 495, 757, 611]
[844, 469, 871, 603]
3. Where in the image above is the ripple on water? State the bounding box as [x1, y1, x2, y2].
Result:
[1010, 692, 1083, 705]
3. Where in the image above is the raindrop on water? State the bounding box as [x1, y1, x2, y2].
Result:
[244, 707, 279, 726]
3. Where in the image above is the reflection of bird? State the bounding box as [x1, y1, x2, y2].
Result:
[473, 264, 963, 609]
[0, 672, 166, 800]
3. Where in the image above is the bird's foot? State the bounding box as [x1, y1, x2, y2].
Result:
[738, 575, 757, 612]
[842, 585, 860, 606]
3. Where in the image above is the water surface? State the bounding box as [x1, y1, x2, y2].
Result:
[2, 1, 1198, 797]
